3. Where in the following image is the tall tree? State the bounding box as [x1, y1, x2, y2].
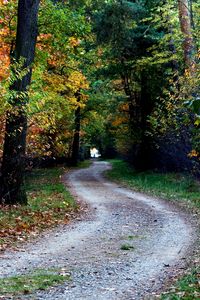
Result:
[71, 92, 81, 166]
[93, 0, 163, 168]
[178, 0, 194, 69]
[0, 0, 40, 205]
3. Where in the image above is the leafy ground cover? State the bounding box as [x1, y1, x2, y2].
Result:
[106, 159, 200, 209]
[0, 268, 70, 296]
[106, 159, 200, 299]
[161, 269, 200, 300]
[0, 167, 79, 252]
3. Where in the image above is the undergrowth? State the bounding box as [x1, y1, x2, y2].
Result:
[0, 167, 78, 251]
[106, 159, 200, 209]
[161, 269, 200, 300]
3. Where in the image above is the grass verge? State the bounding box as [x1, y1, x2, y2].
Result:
[106, 159, 200, 209]
[106, 159, 200, 299]
[0, 167, 78, 251]
[0, 268, 70, 296]
[77, 159, 92, 169]
[161, 269, 200, 299]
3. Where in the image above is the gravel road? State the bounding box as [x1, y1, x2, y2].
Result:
[0, 161, 196, 299]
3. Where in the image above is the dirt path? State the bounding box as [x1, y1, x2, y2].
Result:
[0, 161, 196, 299]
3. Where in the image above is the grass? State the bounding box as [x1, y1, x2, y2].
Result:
[127, 235, 143, 240]
[106, 159, 200, 299]
[0, 167, 78, 251]
[120, 243, 135, 251]
[106, 159, 200, 209]
[161, 269, 200, 300]
[77, 159, 92, 169]
[0, 268, 70, 296]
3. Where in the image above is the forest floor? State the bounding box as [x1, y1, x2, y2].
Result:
[0, 161, 199, 299]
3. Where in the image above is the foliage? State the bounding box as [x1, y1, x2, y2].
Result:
[0, 0, 200, 200]
[0, 0, 199, 294]
[0, 0, 92, 160]
[25, 0, 91, 158]
[89, 0, 200, 163]
[145, 0, 200, 158]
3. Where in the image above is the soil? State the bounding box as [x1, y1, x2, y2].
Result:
[0, 161, 197, 300]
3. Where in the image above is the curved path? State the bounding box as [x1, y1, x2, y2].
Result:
[0, 161, 195, 299]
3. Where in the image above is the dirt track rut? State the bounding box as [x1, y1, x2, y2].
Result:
[0, 161, 195, 299]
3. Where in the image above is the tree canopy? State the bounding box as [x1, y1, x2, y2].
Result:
[0, 0, 199, 204]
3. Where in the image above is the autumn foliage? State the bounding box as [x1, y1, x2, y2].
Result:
[0, 0, 200, 183]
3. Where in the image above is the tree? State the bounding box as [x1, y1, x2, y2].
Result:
[92, 0, 165, 168]
[0, 0, 40, 205]
[71, 92, 81, 166]
[178, 0, 194, 69]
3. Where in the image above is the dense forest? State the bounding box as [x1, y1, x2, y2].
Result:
[0, 0, 199, 205]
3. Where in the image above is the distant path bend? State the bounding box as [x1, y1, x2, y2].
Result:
[0, 161, 195, 300]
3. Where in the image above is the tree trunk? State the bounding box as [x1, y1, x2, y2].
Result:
[189, 0, 195, 29]
[0, 0, 40, 205]
[177, 0, 194, 69]
[71, 95, 81, 166]
[133, 72, 153, 171]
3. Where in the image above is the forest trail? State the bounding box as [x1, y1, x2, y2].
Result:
[0, 161, 195, 299]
